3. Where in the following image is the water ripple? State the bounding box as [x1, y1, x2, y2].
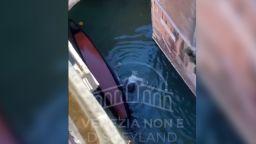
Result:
[106, 25, 195, 144]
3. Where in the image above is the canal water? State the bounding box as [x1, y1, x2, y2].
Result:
[69, 0, 195, 143]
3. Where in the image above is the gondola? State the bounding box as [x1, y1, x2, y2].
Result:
[69, 19, 129, 119]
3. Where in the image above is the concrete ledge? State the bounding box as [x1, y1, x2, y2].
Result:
[69, 0, 80, 10]
[69, 64, 126, 144]
[69, 117, 87, 144]
[69, 41, 99, 91]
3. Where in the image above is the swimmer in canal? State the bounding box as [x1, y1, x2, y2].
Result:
[124, 72, 144, 93]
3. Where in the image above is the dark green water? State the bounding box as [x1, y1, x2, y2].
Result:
[69, 0, 195, 143]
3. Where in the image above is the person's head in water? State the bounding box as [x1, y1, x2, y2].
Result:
[125, 71, 143, 93]
[127, 82, 136, 93]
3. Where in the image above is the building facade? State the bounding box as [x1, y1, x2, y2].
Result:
[151, 0, 196, 95]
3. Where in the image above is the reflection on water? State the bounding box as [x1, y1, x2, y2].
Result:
[108, 25, 168, 91]
[69, 0, 195, 143]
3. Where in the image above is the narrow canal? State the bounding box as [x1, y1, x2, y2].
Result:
[69, 0, 195, 143]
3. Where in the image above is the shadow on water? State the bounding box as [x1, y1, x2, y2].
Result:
[69, 0, 195, 143]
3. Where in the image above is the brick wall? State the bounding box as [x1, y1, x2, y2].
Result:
[151, 0, 196, 95]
